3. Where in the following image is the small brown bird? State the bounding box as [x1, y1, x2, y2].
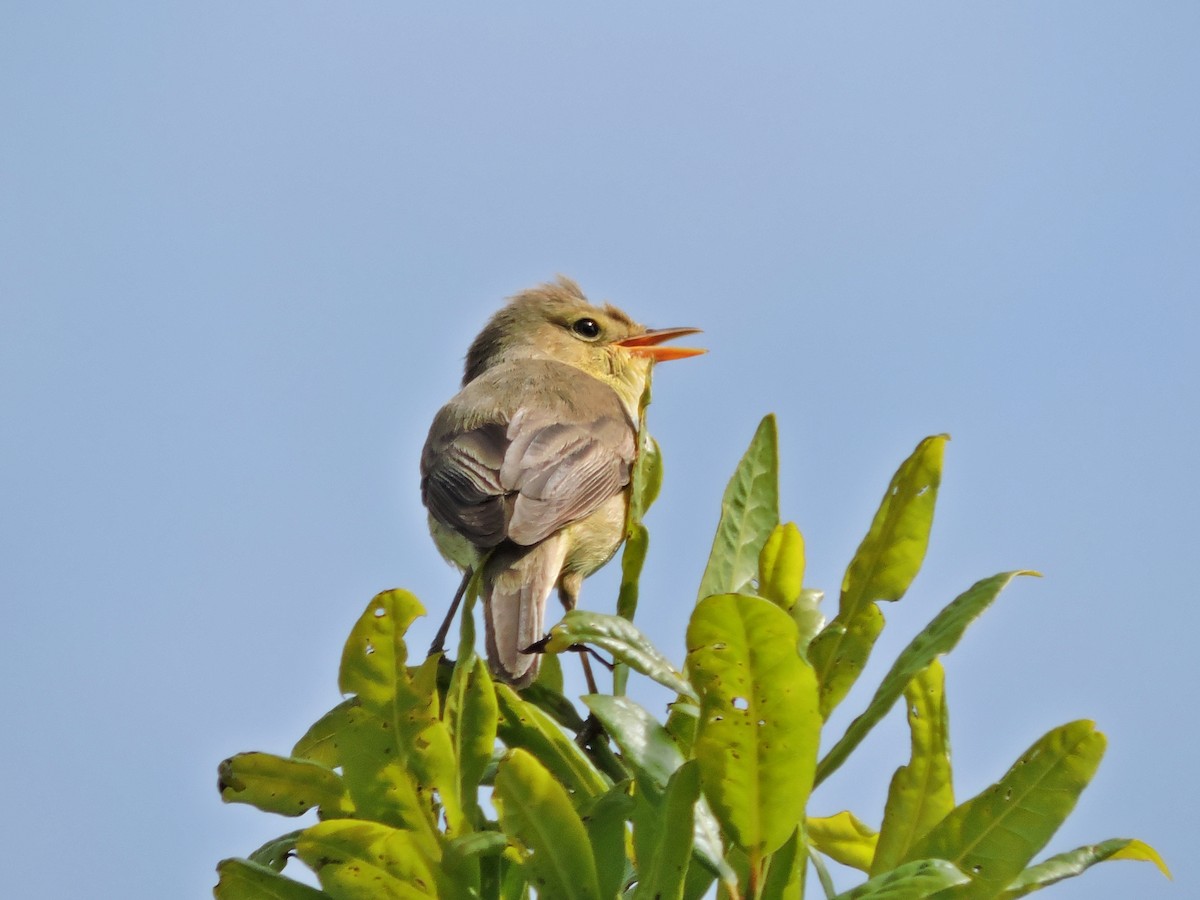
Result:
[421, 277, 703, 686]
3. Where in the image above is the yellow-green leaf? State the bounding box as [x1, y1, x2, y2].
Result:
[337, 592, 464, 835]
[493, 749, 602, 900]
[809, 435, 947, 717]
[295, 819, 441, 899]
[218, 752, 349, 818]
[907, 720, 1106, 898]
[446, 655, 497, 829]
[292, 699, 357, 769]
[808, 811, 879, 873]
[999, 837, 1170, 897]
[758, 522, 805, 610]
[686, 593, 820, 860]
[817, 571, 1036, 787]
[871, 659, 954, 875]
[215, 858, 330, 900]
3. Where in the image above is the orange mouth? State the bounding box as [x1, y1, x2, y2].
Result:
[616, 327, 706, 362]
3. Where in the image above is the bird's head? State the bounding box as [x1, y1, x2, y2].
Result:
[463, 276, 704, 414]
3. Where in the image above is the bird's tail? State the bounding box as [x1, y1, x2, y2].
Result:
[483, 534, 567, 688]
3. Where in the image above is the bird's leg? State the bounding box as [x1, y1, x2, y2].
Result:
[557, 573, 601, 693]
[558, 575, 608, 748]
[428, 567, 472, 659]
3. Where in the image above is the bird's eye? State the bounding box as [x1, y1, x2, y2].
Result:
[571, 318, 602, 340]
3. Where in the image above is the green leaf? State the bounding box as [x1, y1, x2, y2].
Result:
[686, 593, 821, 861]
[493, 749, 603, 900]
[635, 760, 701, 900]
[908, 720, 1107, 898]
[337, 592, 465, 835]
[631, 430, 664, 524]
[614, 521, 650, 694]
[582, 694, 729, 882]
[446, 655, 498, 829]
[532, 647, 564, 693]
[832, 859, 968, 900]
[583, 784, 635, 900]
[809, 435, 947, 717]
[697, 414, 780, 600]
[665, 698, 699, 757]
[999, 838, 1170, 897]
[758, 522, 805, 610]
[447, 829, 508, 861]
[759, 828, 802, 900]
[295, 819, 443, 899]
[218, 752, 349, 818]
[545, 609, 696, 701]
[872, 660, 954, 876]
[817, 571, 1037, 787]
[808, 811, 879, 873]
[616, 387, 661, 696]
[494, 684, 609, 803]
[248, 830, 305, 873]
[215, 858, 330, 900]
[518, 680, 588, 733]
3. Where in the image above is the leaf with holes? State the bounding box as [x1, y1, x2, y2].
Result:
[338, 592, 464, 835]
[697, 415, 780, 600]
[493, 749, 602, 900]
[907, 720, 1106, 897]
[809, 435, 947, 718]
[686, 593, 820, 861]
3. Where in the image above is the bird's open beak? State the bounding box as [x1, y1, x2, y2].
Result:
[616, 327, 706, 362]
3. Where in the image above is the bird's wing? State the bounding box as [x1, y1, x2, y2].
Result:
[500, 401, 634, 546]
[421, 363, 636, 549]
[422, 421, 510, 547]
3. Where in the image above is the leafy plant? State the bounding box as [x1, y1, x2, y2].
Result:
[216, 414, 1168, 898]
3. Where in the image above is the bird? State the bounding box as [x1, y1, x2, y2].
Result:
[420, 276, 703, 687]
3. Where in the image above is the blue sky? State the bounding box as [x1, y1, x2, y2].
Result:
[2, 4, 1195, 897]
